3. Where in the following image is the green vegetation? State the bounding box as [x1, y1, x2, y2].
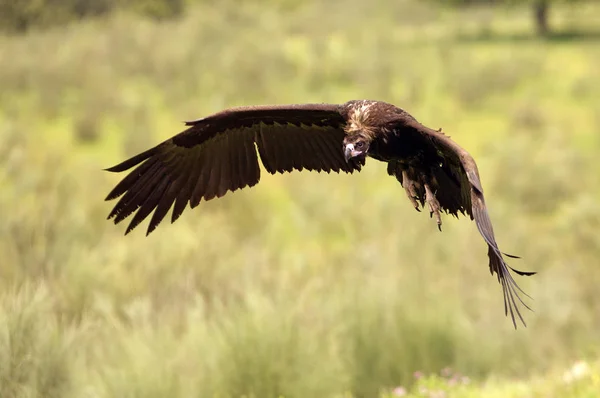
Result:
[1, 0, 599, 396]
[380, 360, 600, 397]
[0, 0, 186, 33]
[428, 0, 586, 35]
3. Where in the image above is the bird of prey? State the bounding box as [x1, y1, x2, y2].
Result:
[105, 99, 536, 327]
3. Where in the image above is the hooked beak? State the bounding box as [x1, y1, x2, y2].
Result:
[344, 144, 354, 163]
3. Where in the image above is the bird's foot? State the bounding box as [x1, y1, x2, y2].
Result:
[402, 170, 421, 212]
[424, 183, 442, 231]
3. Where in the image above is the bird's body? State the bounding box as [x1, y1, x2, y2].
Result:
[105, 99, 536, 328]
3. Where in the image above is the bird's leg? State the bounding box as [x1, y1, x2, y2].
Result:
[401, 170, 421, 212]
[424, 182, 442, 231]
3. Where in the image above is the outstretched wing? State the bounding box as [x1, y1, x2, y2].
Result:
[105, 103, 362, 235]
[402, 118, 536, 328]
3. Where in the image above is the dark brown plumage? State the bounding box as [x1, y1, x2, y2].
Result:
[105, 99, 536, 328]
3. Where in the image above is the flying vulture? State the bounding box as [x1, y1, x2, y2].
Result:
[105, 99, 536, 327]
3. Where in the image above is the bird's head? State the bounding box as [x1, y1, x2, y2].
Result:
[343, 133, 371, 163]
[342, 100, 381, 163]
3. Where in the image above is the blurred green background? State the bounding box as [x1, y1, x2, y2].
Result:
[1, 0, 600, 397]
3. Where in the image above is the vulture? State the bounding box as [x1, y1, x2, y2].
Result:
[105, 99, 536, 328]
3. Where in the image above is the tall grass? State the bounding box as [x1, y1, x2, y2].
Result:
[1, 0, 600, 396]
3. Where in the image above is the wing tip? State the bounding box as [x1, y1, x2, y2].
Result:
[502, 252, 521, 259]
[495, 252, 536, 329]
[104, 146, 159, 173]
[509, 266, 537, 276]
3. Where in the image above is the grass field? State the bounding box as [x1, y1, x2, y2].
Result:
[1, 0, 600, 396]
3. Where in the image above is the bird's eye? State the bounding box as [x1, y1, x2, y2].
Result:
[356, 141, 364, 149]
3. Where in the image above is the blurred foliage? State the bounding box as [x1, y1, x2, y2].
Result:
[0, 0, 599, 397]
[0, 284, 74, 398]
[0, 0, 185, 33]
[381, 360, 600, 397]
[429, 0, 586, 35]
